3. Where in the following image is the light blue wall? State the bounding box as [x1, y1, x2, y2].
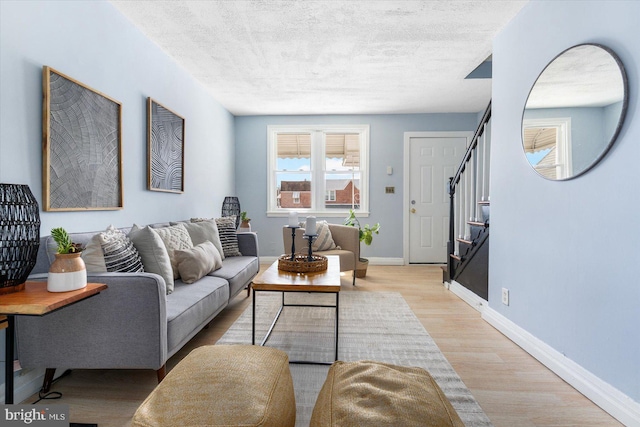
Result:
[0, 0, 235, 393]
[235, 114, 478, 258]
[0, 0, 235, 236]
[491, 0, 639, 402]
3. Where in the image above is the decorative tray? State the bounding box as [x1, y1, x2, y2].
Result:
[278, 254, 328, 273]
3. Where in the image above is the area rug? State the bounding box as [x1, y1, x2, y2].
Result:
[217, 291, 493, 427]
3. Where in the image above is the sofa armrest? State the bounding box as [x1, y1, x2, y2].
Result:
[237, 232, 259, 257]
[16, 272, 168, 370]
[327, 224, 360, 260]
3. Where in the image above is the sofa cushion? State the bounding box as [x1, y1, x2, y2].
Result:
[83, 225, 144, 273]
[166, 276, 229, 355]
[311, 360, 464, 427]
[175, 242, 222, 284]
[209, 256, 260, 299]
[215, 216, 242, 257]
[153, 224, 194, 280]
[129, 224, 175, 294]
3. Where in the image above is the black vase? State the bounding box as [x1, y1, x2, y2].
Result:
[0, 184, 41, 294]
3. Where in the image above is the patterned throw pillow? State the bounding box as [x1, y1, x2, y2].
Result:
[153, 224, 194, 280]
[83, 225, 144, 273]
[300, 220, 338, 251]
[215, 216, 242, 257]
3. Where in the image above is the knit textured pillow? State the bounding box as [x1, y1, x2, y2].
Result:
[215, 216, 242, 257]
[153, 223, 194, 280]
[83, 225, 144, 273]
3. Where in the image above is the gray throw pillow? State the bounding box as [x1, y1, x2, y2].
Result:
[129, 224, 175, 294]
[173, 220, 225, 260]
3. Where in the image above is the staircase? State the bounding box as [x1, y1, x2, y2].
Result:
[444, 102, 491, 300]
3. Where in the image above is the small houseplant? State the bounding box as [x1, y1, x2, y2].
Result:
[51, 227, 83, 254]
[344, 210, 380, 277]
[48, 227, 87, 292]
[239, 211, 252, 232]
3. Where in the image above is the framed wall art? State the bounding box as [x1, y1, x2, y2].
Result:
[147, 98, 185, 193]
[42, 66, 123, 211]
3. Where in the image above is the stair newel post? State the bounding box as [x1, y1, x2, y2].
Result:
[447, 177, 456, 281]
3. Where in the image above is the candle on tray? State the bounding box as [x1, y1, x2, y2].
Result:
[305, 216, 317, 236]
[288, 211, 298, 227]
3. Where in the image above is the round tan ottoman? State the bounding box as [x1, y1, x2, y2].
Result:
[132, 345, 296, 427]
[310, 360, 464, 427]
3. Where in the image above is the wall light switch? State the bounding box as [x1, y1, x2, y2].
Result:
[385, 187, 395, 194]
[386, 166, 393, 175]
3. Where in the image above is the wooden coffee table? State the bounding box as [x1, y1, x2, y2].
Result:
[251, 255, 340, 365]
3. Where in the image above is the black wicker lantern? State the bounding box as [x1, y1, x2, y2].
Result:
[221, 196, 241, 229]
[0, 184, 41, 294]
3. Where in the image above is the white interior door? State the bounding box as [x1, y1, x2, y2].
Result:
[408, 135, 467, 263]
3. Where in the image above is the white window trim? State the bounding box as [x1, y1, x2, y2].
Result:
[523, 117, 572, 179]
[267, 124, 370, 217]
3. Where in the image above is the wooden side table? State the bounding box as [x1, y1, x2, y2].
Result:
[0, 281, 107, 404]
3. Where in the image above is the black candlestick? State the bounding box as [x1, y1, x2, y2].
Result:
[303, 234, 317, 262]
[287, 226, 300, 260]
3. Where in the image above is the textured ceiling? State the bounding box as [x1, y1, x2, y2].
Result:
[110, 0, 528, 116]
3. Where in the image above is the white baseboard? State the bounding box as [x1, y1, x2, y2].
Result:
[0, 366, 43, 404]
[446, 280, 489, 313]
[483, 307, 640, 427]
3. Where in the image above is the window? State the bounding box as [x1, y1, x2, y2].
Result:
[523, 118, 572, 179]
[268, 125, 369, 216]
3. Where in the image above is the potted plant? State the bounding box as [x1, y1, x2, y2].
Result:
[238, 211, 252, 232]
[47, 227, 87, 292]
[344, 210, 380, 278]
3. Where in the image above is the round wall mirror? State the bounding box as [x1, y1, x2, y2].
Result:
[522, 43, 628, 180]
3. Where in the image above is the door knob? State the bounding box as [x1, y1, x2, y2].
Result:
[411, 208, 416, 214]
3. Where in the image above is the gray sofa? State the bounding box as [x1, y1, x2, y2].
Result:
[15, 222, 259, 390]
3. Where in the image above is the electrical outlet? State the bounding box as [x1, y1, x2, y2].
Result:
[501, 288, 509, 306]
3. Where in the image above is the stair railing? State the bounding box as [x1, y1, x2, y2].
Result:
[447, 102, 492, 278]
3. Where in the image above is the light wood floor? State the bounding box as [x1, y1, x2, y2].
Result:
[21, 265, 621, 426]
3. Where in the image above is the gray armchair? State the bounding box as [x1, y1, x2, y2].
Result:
[282, 224, 360, 285]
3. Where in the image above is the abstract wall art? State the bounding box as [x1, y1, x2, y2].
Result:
[147, 98, 184, 193]
[42, 66, 123, 211]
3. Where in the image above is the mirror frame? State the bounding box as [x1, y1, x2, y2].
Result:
[521, 43, 629, 181]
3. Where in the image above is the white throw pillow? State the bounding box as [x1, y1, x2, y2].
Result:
[129, 224, 175, 294]
[175, 241, 222, 284]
